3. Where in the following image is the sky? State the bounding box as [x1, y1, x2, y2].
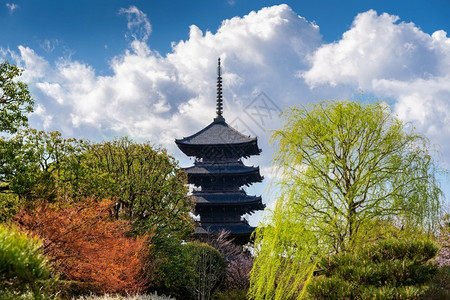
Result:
[1, 0, 450, 224]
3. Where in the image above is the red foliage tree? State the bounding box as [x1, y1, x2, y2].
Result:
[15, 198, 150, 294]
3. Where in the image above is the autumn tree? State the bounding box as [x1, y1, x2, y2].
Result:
[249, 101, 443, 299]
[16, 198, 149, 294]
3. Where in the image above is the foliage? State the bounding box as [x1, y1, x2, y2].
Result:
[5, 132, 193, 238]
[198, 231, 253, 290]
[82, 137, 194, 238]
[0, 224, 54, 299]
[306, 238, 439, 299]
[149, 240, 226, 300]
[148, 235, 192, 299]
[184, 241, 227, 300]
[0, 61, 34, 193]
[5, 129, 88, 200]
[249, 101, 443, 299]
[212, 289, 248, 300]
[249, 207, 319, 300]
[15, 198, 149, 294]
[74, 292, 176, 300]
[0, 61, 34, 134]
[422, 266, 450, 299]
[273, 101, 441, 250]
[0, 193, 22, 222]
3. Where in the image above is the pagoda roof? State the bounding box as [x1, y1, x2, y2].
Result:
[195, 222, 256, 236]
[175, 119, 257, 146]
[184, 162, 261, 177]
[193, 192, 264, 206]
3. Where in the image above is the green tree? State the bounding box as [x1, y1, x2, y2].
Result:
[0, 61, 33, 134]
[3, 129, 88, 201]
[249, 101, 442, 299]
[184, 242, 226, 300]
[0, 61, 34, 193]
[149, 239, 226, 300]
[83, 137, 194, 237]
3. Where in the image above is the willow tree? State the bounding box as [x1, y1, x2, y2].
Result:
[249, 101, 442, 300]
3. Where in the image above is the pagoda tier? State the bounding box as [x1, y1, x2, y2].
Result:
[195, 222, 256, 245]
[175, 58, 265, 244]
[183, 162, 263, 190]
[194, 192, 264, 215]
[175, 119, 261, 160]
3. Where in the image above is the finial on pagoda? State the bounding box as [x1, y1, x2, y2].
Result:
[214, 57, 225, 123]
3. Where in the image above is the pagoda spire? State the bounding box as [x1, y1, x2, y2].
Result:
[215, 58, 224, 122]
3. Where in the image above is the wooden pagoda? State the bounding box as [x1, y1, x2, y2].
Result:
[175, 58, 265, 244]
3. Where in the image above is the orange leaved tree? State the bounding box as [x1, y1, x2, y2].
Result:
[15, 198, 150, 294]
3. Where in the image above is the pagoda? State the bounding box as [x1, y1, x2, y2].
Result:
[175, 58, 265, 244]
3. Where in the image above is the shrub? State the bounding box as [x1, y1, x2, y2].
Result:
[0, 224, 54, 299]
[212, 288, 248, 300]
[198, 231, 253, 290]
[148, 239, 226, 300]
[307, 238, 439, 299]
[184, 242, 227, 300]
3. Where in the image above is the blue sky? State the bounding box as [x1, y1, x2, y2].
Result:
[2, 1, 450, 222]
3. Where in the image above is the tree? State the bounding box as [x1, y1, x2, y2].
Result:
[149, 238, 228, 300]
[184, 242, 226, 300]
[198, 230, 253, 290]
[4, 129, 88, 201]
[0, 61, 33, 134]
[16, 198, 149, 294]
[83, 137, 194, 238]
[0, 61, 34, 193]
[249, 101, 442, 299]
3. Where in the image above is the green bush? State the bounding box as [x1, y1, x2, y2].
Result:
[0, 224, 54, 299]
[307, 238, 439, 299]
[147, 235, 192, 299]
[148, 239, 226, 300]
[0, 193, 22, 222]
[212, 288, 248, 300]
[184, 241, 227, 300]
[422, 266, 450, 299]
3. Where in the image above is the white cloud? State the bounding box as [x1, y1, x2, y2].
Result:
[6, 3, 18, 15]
[119, 6, 152, 42]
[40, 39, 59, 53]
[9, 5, 322, 151]
[303, 9, 450, 166]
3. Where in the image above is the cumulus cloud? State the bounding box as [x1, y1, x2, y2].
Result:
[303, 9, 450, 165]
[8, 4, 322, 154]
